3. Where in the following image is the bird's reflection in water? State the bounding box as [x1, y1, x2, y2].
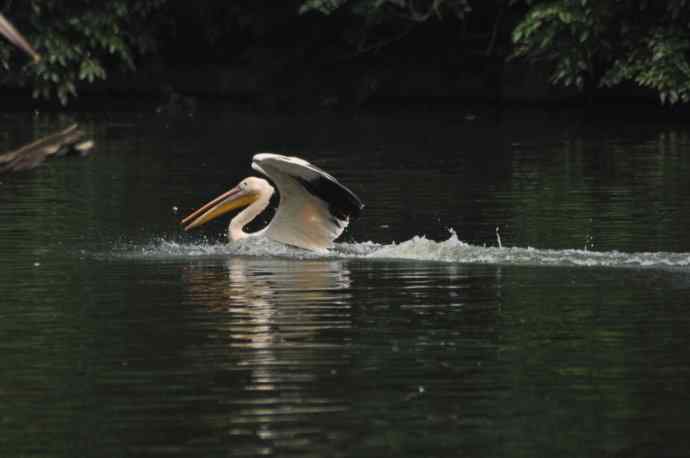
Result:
[221, 256, 352, 349]
[181, 256, 353, 454]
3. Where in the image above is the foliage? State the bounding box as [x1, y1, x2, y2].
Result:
[299, 0, 472, 21]
[299, 0, 472, 53]
[512, 0, 690, 103]
[0, 0, 167, 104]
[305, 0, 690, 104]
[3, 0, 690, 105]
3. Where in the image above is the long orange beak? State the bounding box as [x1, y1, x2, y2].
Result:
[0, 14, 40, 63]
[181, 186, 258, 231]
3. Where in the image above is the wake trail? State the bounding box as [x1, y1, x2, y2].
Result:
[106, 231, 690, 271]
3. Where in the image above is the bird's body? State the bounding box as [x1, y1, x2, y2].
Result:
[181, 153, 364, 252]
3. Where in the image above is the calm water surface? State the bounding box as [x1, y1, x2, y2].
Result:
[1, 106, 689, 457]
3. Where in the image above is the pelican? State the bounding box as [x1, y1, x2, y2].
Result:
[181, 153, 364, 252]
[0, 14, 40, 62]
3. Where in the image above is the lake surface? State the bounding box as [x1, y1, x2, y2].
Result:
[1, 105, 689, 457]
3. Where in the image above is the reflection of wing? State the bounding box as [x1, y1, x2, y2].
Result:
[0, 124, 94, 174]
[252, 153, 364, 250]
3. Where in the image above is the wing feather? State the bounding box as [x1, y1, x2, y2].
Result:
[252, 153, 364, 250]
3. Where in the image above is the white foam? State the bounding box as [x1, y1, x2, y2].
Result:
[109, 231, 690, 271]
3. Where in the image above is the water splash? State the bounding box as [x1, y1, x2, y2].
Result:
[368, 232, 690, 270]
[109, 231, 690, 271]
[112, 237, 332, 260]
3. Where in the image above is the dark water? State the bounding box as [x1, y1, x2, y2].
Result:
[1, 106, 689, 457]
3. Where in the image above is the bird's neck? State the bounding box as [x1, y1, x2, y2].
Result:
[228, 192, 271, 241]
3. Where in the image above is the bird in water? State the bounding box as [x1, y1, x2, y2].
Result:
[181, 153, 364, 252]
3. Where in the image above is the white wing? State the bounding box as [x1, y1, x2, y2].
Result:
[252, 153, 364, 251]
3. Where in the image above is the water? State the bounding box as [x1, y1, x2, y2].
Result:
[1, 106, 689, 457]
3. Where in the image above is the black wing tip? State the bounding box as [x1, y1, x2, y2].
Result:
[254, 152, 364, 220]
[349, 195, 365, 219]
[297, 175, 364, 221]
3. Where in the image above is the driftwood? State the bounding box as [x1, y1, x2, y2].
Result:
[0, 124, 94, 173]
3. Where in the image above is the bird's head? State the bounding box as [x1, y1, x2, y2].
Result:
[180, 176, 273, 231]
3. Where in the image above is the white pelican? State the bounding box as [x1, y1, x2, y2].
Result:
[181, 153, 364, 251]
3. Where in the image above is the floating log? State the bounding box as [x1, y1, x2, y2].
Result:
[0, 124, 94, 173]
